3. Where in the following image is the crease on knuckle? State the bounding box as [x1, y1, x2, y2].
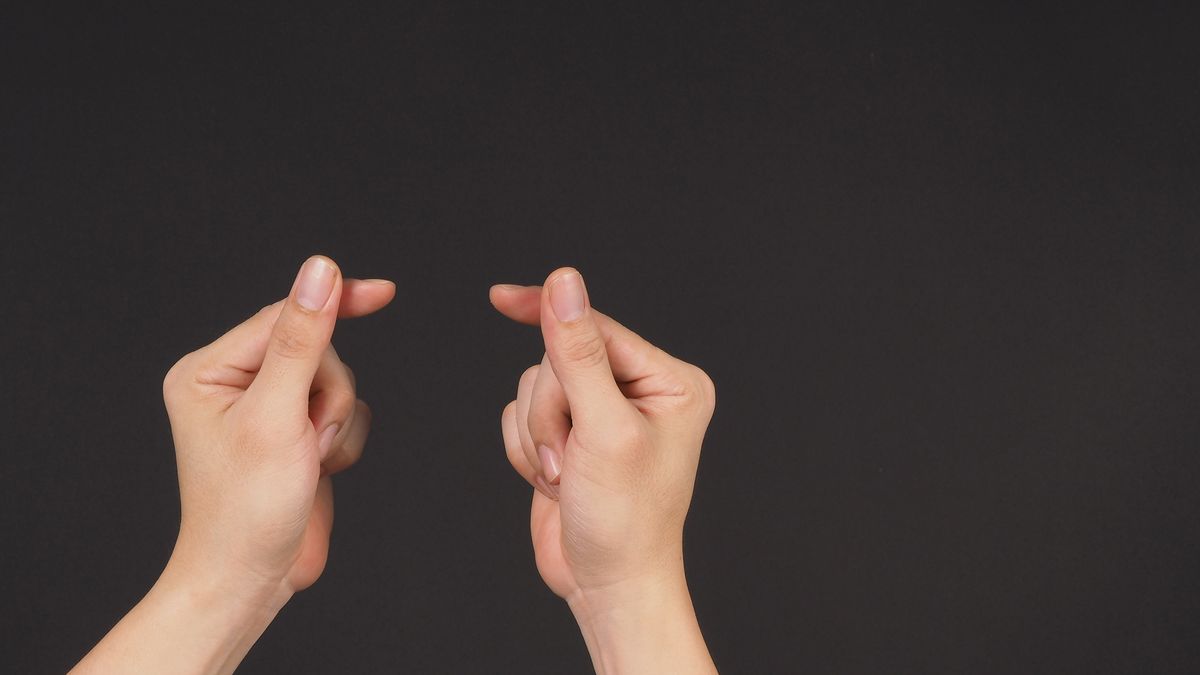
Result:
[270, 322, 311, 360]
[560, 332, 607, 369]
[658, 364, 716, 415]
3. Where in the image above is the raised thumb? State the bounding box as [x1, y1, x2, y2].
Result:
[539, 268, 627, 428]
[247, 255, 342, 408]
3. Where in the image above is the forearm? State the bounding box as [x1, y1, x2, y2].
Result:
[71, 555, 291, 675]
[568, 569, 717, 675]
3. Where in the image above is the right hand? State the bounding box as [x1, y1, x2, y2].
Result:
[492, 268, 718, 673]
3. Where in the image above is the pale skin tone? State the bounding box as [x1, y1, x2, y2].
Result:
[73, 257, 717, 674]
[491, 269, 718, 674]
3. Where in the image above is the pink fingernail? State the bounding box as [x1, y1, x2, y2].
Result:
[295, 257, 336, 311]
[537, 444, 562, 485]
[549, 271, 586, 322]
[535, 474, 559, 501]
[318, 424, 339, 458]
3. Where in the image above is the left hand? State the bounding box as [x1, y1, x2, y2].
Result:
[73, 256, 395, 675]
[163, 256, 394, 599]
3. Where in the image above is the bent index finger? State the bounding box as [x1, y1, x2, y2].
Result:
[489, 283, 669, 385]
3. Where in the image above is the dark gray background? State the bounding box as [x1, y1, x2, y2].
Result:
[3, 3, 1198, 673]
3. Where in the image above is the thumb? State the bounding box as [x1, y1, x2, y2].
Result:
[540, 268, 628, 428]
[247, 255, 343, 408]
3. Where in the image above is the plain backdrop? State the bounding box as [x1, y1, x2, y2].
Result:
[2, 3, 1198, 673]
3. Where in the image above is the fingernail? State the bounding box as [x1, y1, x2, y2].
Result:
[535, 474, 559, 501]
[318, 424, 339, 458]
[537, 444, 562, 485]
[549, 272, 586, 322]
[540, 444, 561, 480]
[295, 257, 337, 311]
[364, 278, 394, 286]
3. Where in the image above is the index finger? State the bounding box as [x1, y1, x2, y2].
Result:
[488, 283, 671, 385]
[339, 278, 396, 319]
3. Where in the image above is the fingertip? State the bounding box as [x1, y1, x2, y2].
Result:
[293, 255, 342, 313]
[543, 266, 581, 289]
[490, 284, 543, 325]
[490, 283, 532, 303]
[545, 268, 588, 324]
[307, 253, 341, 273]
[366, 278, 397, 305]
[488, 284, 509, 306]
[339, 278, 396, 317]
[304, 254, 344, 289]
[364, 278, 397, 296]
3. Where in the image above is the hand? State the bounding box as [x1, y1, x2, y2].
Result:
[73, 256, 394, 675]
[164, 255, 394, 599]
[491, 268, 718, 674]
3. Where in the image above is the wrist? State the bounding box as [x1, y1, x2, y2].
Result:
[72, 552, 292, 675]
[166, 527, 296, 611]
[157, 553, 293, 623]
[567, 568, 716, 675]
[128, 558, 291, 675]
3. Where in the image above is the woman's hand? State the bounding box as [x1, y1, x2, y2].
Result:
[492, 268, 718, 674]
[164, 256, 392, 598]
[73, 256, 394, 675]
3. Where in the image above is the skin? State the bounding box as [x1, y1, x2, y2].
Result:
[491, 268, 718, 674]
[72, 256, 395, 674]
[73, 258, 717, 674]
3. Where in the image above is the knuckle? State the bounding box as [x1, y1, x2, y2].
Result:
[521, 364, 540, 384]
[559, 331, 607, 369]
[329, 386, 357, 420]
[691, 366, 717, 409]
[269, 321, 312, 360]
[663, 363, 716, 415]
[162, 352, 197, 405]
[504, 434, 525, 468]
[335, 441, 364, 468]
[517, 364, 540, 395]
